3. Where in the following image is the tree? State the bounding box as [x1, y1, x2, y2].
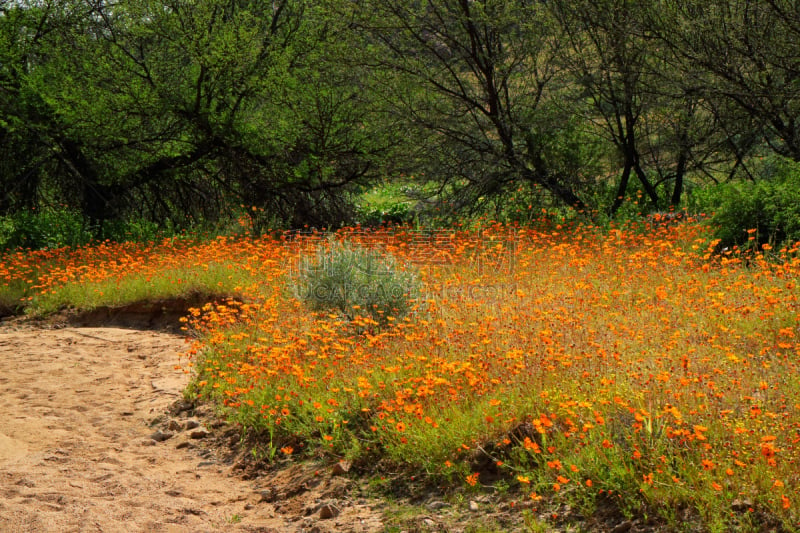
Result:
[550, 0, 663, 214]
[550, 0, 748, 214]
[1, 0, 393, 230]
[648, 0, 800, 162]
[0, 0, 94, 214]
[348, 0, 593, 216]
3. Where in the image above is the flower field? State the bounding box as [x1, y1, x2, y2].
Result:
[2, 219, 799, 530]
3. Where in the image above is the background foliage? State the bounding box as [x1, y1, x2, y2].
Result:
[1, 0, 799, 246]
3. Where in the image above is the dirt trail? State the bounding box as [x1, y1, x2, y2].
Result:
[0, 323, 385, 533]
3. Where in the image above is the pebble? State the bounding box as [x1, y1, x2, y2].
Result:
[189, 427, 210, 439]
[331, 460, 351, 476]
[427, 500, 449, 510]
[172, 400, 193, 413]
[611, 520, 633, 533]
[149, 430, 174, 442]
[468, 500, 479, 512]
[258, 489, 275, 503]
[319, 503, 340, 519]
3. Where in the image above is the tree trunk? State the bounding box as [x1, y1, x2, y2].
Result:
[671, 146, 688, 206]
[522, 157, 588, 212]
[624, 109, 660, 209]
[632, 158, 659, 208]
[609, 160, 632, 216]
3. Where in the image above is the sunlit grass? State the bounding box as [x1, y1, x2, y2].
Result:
[28, 260, 251, 315]
[1, 220, 798, 530]
[0, 237, 270, 316]
[1, 247, 69, 314]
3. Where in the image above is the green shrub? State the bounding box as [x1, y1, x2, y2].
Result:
[0, 207, 93, 250]
[0, 207, 188, 250]
[357, 201, 413, 226]
[97, 218, 166, 243]
[291, 238, 420, 324]
[693, 157, 800, 249]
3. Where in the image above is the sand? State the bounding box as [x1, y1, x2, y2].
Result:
[0, 323, 384, 533]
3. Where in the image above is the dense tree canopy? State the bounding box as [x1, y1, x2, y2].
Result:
[0, 0, 798, 231]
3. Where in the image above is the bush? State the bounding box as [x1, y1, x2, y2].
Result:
[291, 239, 420, 324]
[357, 201, 413, 226]
[0, 207, 93, 250]
[0, 207, 188, 250]
[693, 157, 800, 249]
[97, 218, 166, 243]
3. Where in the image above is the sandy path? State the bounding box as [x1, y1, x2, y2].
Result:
[0, 325, 384, 533]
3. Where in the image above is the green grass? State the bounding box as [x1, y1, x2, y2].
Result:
[25, 261, 253, 316]
[0, 278, 32, 314]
